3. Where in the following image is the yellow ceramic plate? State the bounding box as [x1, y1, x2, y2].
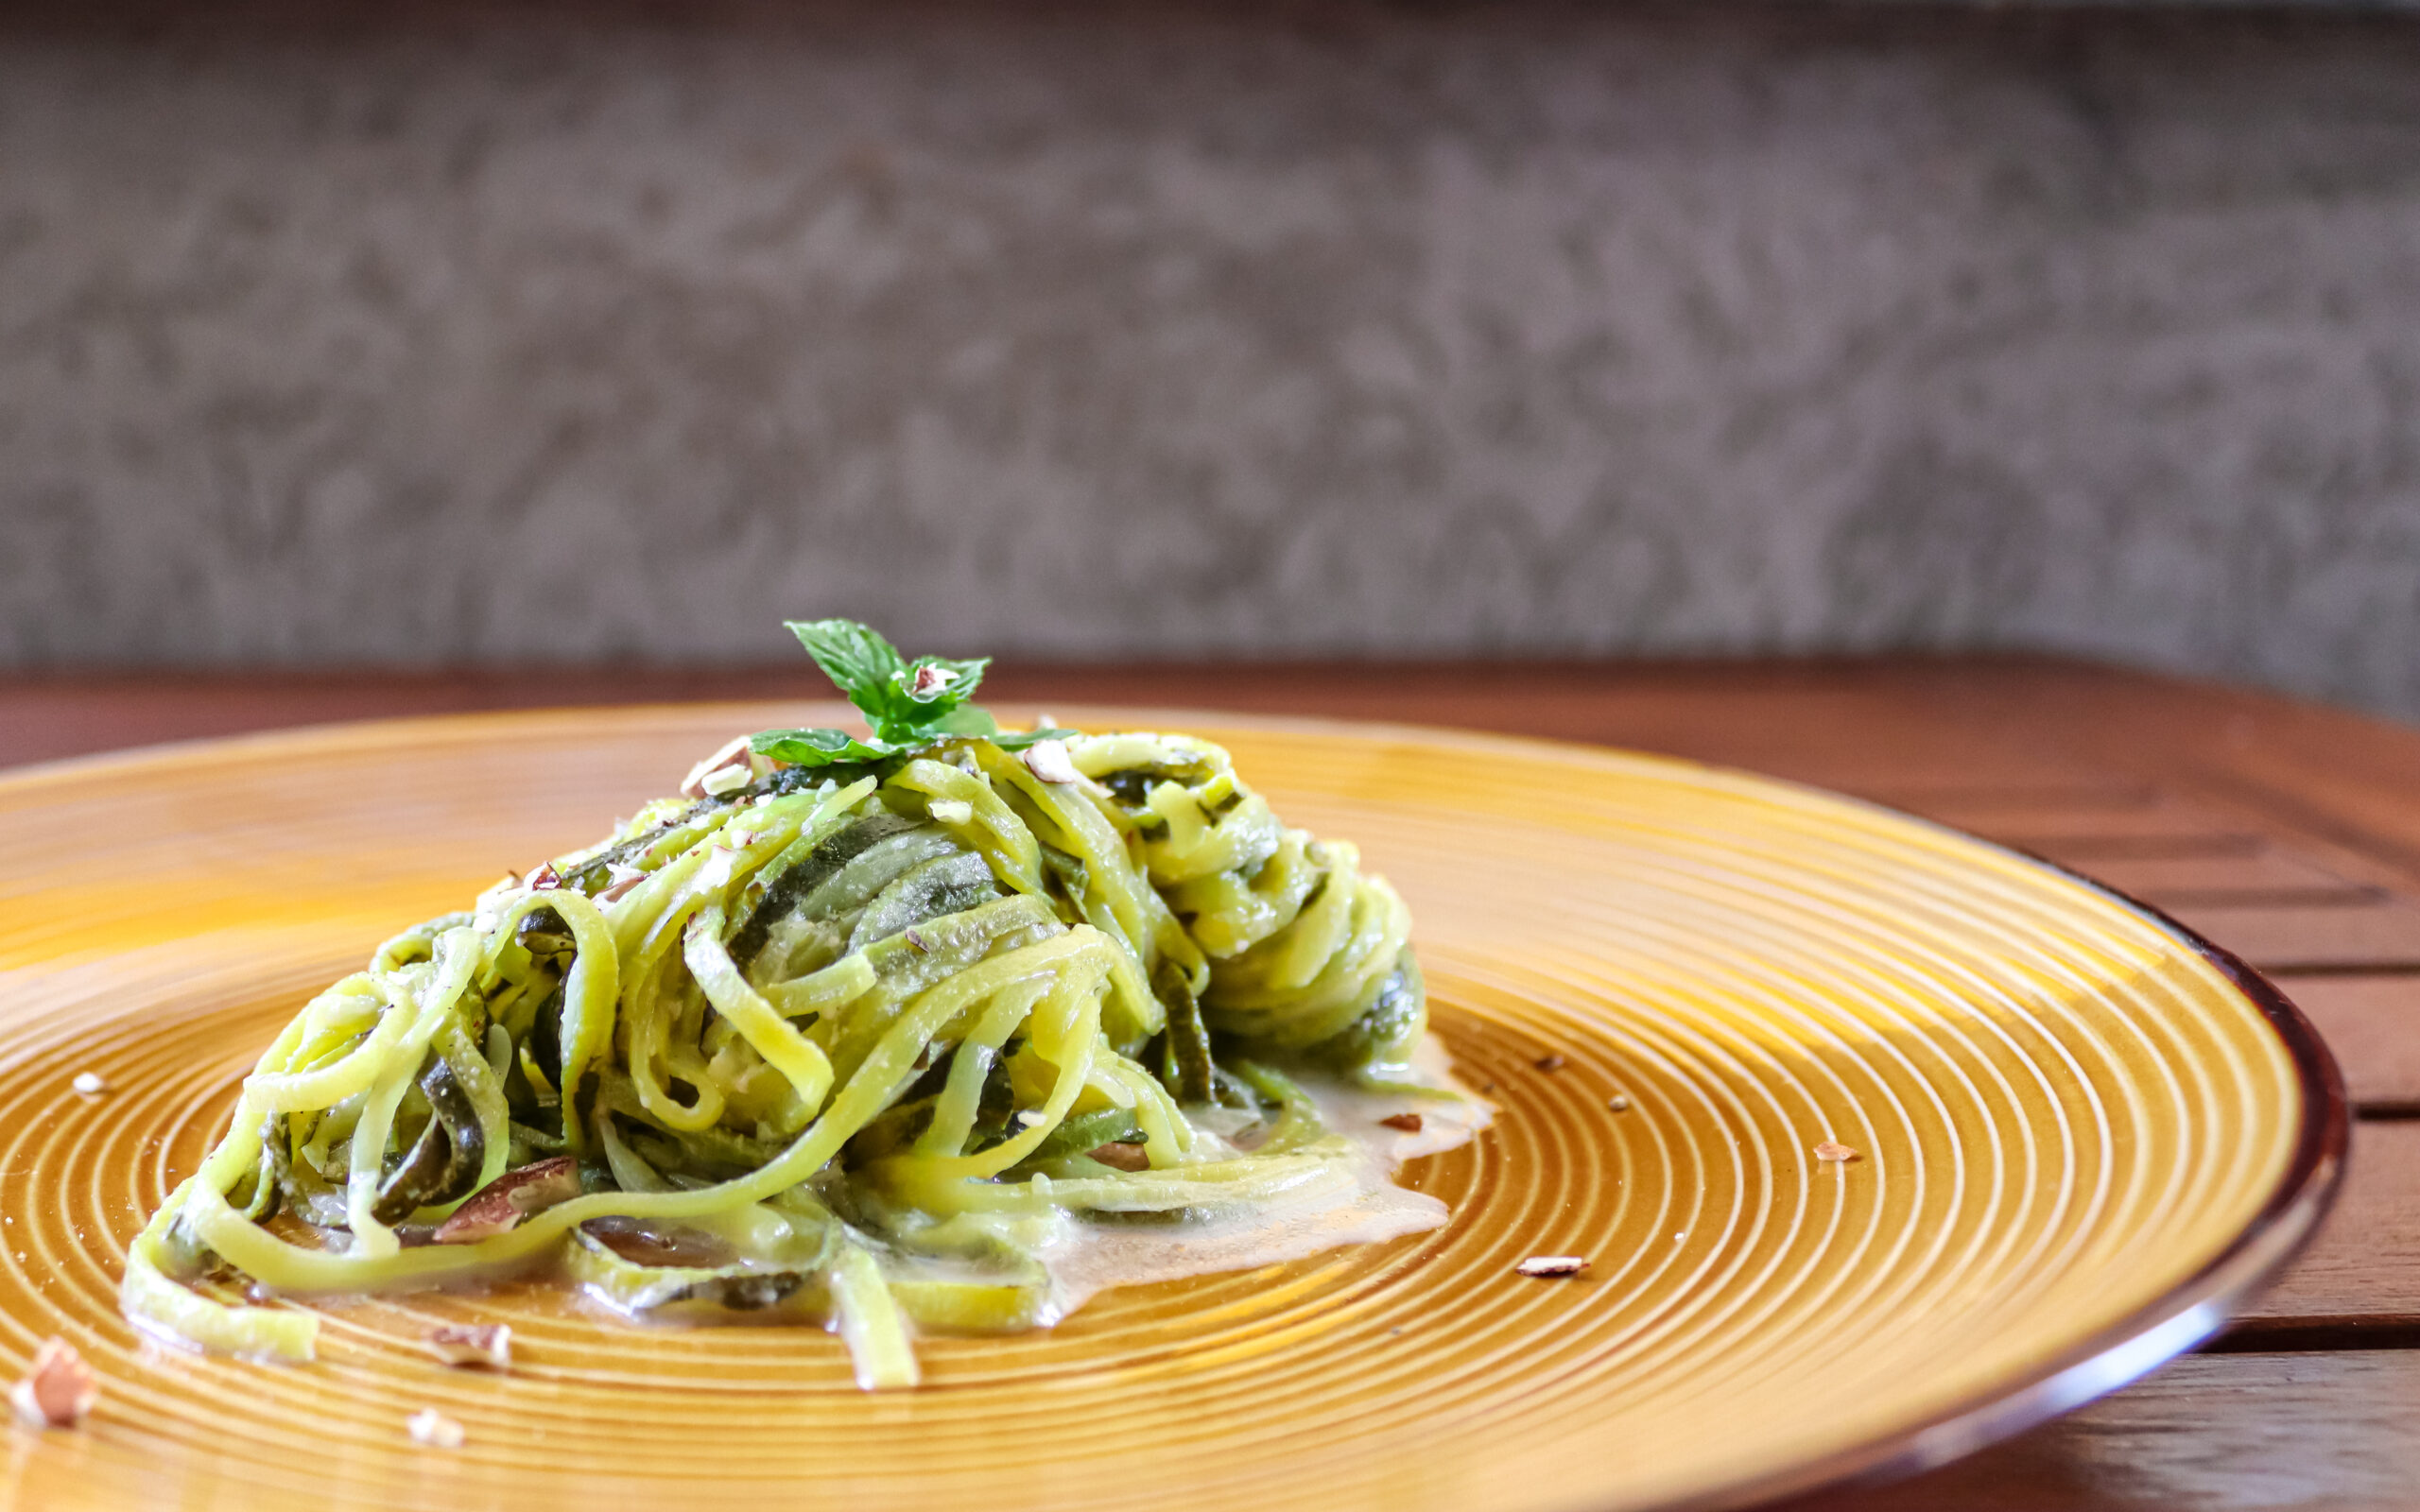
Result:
[0, 707, 2342, 1512]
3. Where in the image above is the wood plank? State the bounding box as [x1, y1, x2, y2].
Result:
[2048, 851, 2371, 908]
[1911, 799, 2273, 863]
[1760, 658, 2420, 889]
[1848, 780, 2158, 812]
[1773, 1350, 2420, 1512]
[2281, 976, 2420, 1113]
[2233, 1120, 2420, 1336]
[2163, 900, 2420, 972]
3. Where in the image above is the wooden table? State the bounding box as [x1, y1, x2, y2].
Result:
[8, 655, 2418, 1508]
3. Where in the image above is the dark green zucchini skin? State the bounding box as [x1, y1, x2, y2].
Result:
[372, 1054, 486, 1225]
[727, 811, 924, 971]
[848, 851, 1002, 952]
[1312, 952, 1426, 1075]
[1152, 960, 1217, 1105]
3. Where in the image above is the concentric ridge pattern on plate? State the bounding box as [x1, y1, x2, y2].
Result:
[0, 708, 2310, 1512]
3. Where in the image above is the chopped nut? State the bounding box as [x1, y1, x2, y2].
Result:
[1607, 1095, 1631, 1112]
[406, 1408, 466, 1450]
[1021, 739, 1082, 785]
[526, 862, 563, 891]
[9, 1339, 96, 1429]
[434, 1157, 582, 1244]
[1087, 1142, 1150, 1172]
[595, 863, 648, 903]
[1514, 1256, 1589, 1278]
[908, 664, 959, 698]
[1532, 1054, 1566, 1073]
[680, 735, 761, 799]
[1813, 1141, 1859, 1163]
[1377, 1112, 1425, 1133]
[425, 1323, 512, 1370]
[1011, 1110, 1046, 1131]
[70, 1073, 107, 1098]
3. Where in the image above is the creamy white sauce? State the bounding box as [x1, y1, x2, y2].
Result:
[1034, 1039, 1495, 1322]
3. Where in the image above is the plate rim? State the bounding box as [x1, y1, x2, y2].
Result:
[0, 702, 2353, 1512]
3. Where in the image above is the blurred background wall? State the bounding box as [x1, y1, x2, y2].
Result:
[4, 0, 2418, 717]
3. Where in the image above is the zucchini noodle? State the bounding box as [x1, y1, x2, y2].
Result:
[124, 692, 1465, 1387]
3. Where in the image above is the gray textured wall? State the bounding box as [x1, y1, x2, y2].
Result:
[4, 1, 2420, 717]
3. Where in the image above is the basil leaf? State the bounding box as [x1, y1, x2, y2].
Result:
[749, 728, 896, 767]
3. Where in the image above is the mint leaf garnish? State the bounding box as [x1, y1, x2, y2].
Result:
[890, 654, 989, 729]
[785, 619, 992, 745]
[991, 726, 1080, 752]
[754, 620, 1043, 768]
[786, 619, 907, 718]
[749, 728, 897, 767]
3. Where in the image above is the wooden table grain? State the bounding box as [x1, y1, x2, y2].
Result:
[7, 654, 2417, 1510]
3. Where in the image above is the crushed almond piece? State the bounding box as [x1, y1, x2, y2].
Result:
[9, 1339, 96, 1429]
[406, 1408, 466, 1450]
[434, 1158, 582, 1245]
[526, 862, 563, 891]
[1087, 1142, 1150, 1172]
[680, 734, 757, 799]
[1378, 1112, 1425, 1133]
[1533, 1054, 1566, 1073]
[908, 665, 959, 697]
[1813, 1141, 1859, 1163]
[70, 1073, 108, 1098]
[1022, 739, 1081, 784]
[1607, 1094, 1631, 1112]
[595, 863, 648, 903]
[425, 1323, 512, 1370]
[1515, 1256, 1589, 1278]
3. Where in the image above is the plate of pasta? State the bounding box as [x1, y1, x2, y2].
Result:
[0, 622, 2341, 1512]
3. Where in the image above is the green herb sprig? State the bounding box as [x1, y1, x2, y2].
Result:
[750, 619, 1071, 768]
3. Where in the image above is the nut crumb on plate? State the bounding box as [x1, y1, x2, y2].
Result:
[1532, 1054, 1566, 1073]
[406, 1408, 467, 1449]
[1607, 1094, 1631, 1111]
[71, 1073, 107, 1098]
[10, 1339, 96, 1429]
[1378, 1112, 1424, 1133]
[426, 1324, 512, 1369]
[1515, 1255, 1589, 1278]
[1813, 1141, 1859, 1163]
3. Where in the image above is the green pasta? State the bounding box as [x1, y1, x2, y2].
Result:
[122, 620, 1450, 1387]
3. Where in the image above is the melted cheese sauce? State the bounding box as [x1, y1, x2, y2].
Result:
[1037, 1040, 1495, 1321]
